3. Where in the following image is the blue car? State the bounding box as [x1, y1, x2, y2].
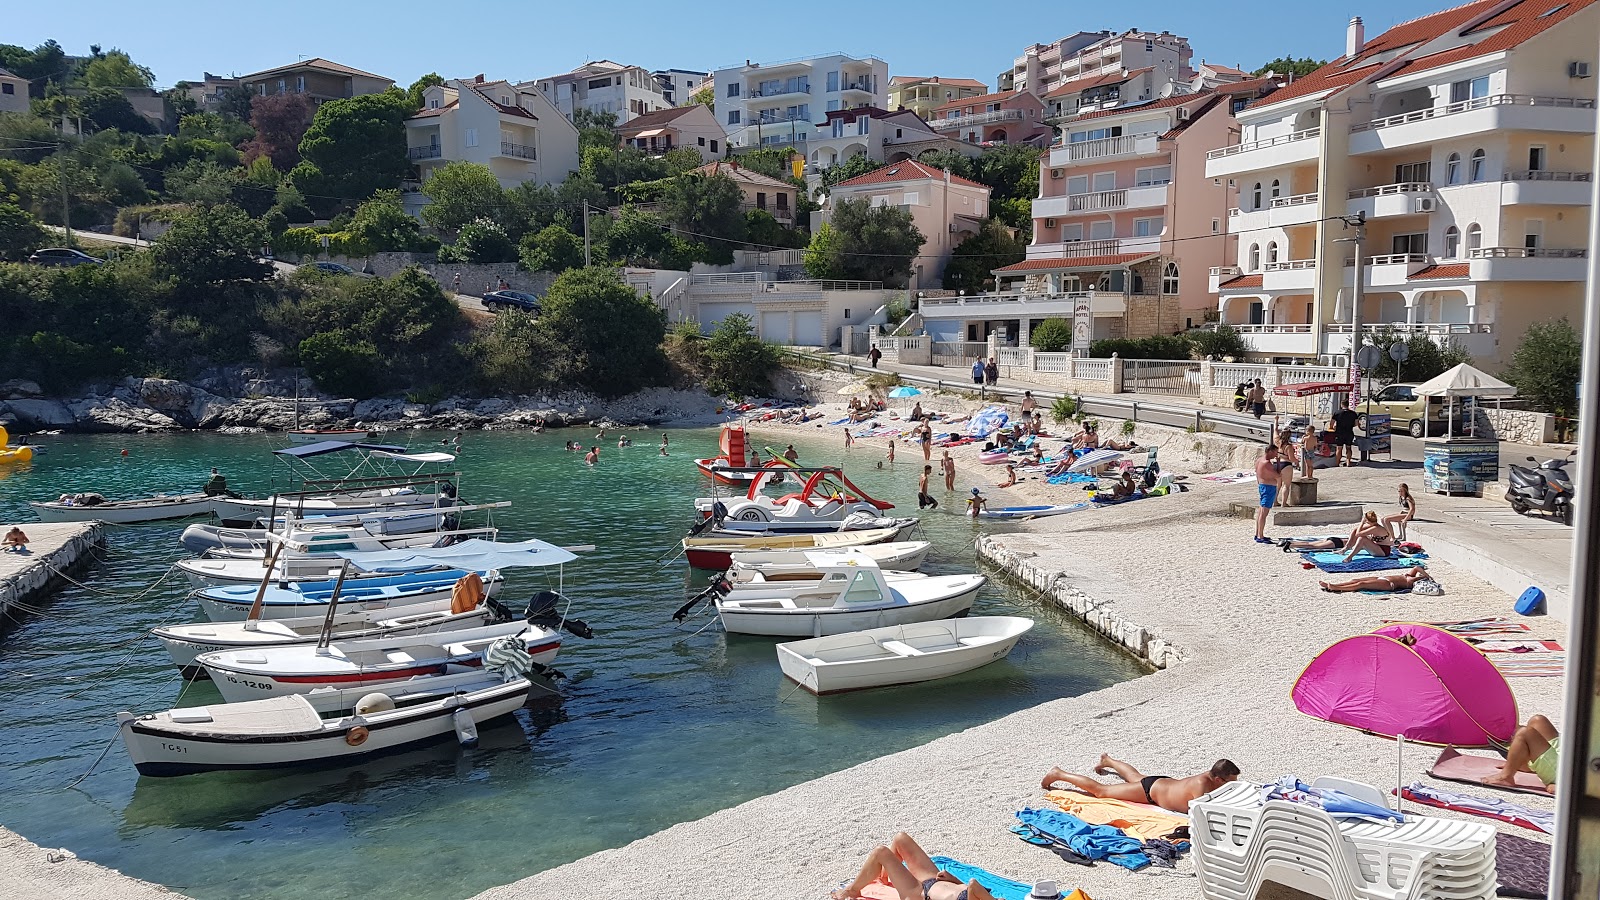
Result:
[28, 248, 104, 267]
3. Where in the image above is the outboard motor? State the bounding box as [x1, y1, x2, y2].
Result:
[672, 576, 731, 623]
[523, 590, 594, 639]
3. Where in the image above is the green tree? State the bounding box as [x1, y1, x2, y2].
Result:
[300, 329, 383, 398]
[699, 312, 779, 395]
[420, 161, 505, 232]
[820, 153, 883, 189]
[1504, 318, 1581, 417]
[571, 108, 619, 152]
[0, 202, 46, 260]
[735, 147, 801, 182]
[241, 92, 312, 171]
[916, 148, 977, 181]
[347, 189, 421, 252]
[1253, 57, 1326, 78]
[1363, 326, 1472, 384]
[662, 171, 745, 261]
[77, 49, 154, 89]
[942, 222, 1025, 293]
[536, 267, 668, 396]
[805, 197, 925, 286]
[663, 146, 706, 175]
[1029, 318, 1073, 352]
[0, 113, 63, 164]
[164, 159, 235, 205]
[444, 219, 517, 263]
[970, 144, 1041, 204]
[604, 204, 671, 266]
[296, 89, 412, 201]
[0, 41, 68, 96]
[474, 310, 556, 394]
[97, 162, 150, 207]
[744, 209, 806, 249]
[687, 84, 714, 111]
[520, 224, 585, 273]
[153, 203, 270, 286]
[581, 145, 669, 201]
[77, 87, 154, 134]
[406, 72, 445, 111]
[1188, 324, 1251, 360]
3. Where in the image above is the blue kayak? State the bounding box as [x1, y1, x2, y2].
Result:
[980, 503, 1090, 520]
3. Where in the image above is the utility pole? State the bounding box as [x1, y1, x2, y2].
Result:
[58, 150, 72, 245]
[582, 202, 591, 267]
[1336, 211, 1367, 410]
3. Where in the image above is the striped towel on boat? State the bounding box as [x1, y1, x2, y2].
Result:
[483, 635, 535, 682]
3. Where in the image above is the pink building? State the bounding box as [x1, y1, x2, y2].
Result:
[929, 90, 1052, 147]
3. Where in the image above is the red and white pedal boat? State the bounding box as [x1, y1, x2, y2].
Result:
[694, 465, 894, 523]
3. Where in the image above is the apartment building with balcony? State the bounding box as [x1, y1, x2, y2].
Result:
[1006, 30, 1195, 98]
[802, 106, 972, 173]
[1204, 0, 1598, 366]
[654, 68, 710, 106]
[619, 105, 725, 162]
[819, 160, 991, 289]
[888, 76, 988, 119]
[405, 77, 581, 216]
[238, 58, 394, 119]
[929, 90, 1052, 146]
[529, 60, 668, 123]
[714, 54, 888, 150]
[696, 160, 800, 223]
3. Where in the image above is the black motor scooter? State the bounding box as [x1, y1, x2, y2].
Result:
[1506, 451, 1576, 525]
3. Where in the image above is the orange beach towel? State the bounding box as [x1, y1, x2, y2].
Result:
[450, 572, 485, 614]
[1044, 789, 1188, 841]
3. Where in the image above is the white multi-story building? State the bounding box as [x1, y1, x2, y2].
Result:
[654, 68, 710, 106]
[404, 77, 582, 215]
[713, 54, 889, 149]
[528, 60, 669, 123]
[1006, 30, 1194, 99]
[1205, 1, 1598, 367]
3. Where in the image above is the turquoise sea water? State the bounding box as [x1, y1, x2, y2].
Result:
[0, 427, 1145, 900]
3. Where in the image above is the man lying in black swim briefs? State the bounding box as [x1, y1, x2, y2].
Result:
[1041, 754, 1241, 813]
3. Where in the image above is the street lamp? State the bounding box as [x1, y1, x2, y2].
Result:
[1333, 211, 1368, 411]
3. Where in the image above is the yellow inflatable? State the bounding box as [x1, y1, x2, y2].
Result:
[0, 425, 34, 464]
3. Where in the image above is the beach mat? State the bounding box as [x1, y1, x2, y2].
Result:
[1202, 472, 1253, 484]
[857, 855, 1036, 900]
[1399, 786, 1552, 833]
[1489, 652, 1565, 677]
[1429, 748, 1550, 796]
[1307, 552, 1426, 574]
[1496, 832, 1551, 899]
[1476, 640, 1563, 653]
[1392, 616, 1532, 636]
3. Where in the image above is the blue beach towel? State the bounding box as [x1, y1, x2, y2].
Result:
[1307, 552, 1429, 574]
[1046, 472, 1098, 485]
[1014, 807, 1151, 871]
[928, 856, 1031, 900]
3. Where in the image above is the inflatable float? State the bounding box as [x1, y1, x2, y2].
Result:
[0, 426, 34, 465]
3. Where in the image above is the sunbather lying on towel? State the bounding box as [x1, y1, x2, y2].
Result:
[1279, 535, 1346, 552]
[1318, 565, 1433, 593]
[831, 832, 995, 900]
[1041, 754, 1240, 813]
[1488, 715, 1560, 793]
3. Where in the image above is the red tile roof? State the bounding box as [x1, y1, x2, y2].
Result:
[407, 101, 457, 120]
[1257, 0, 1599, 108]
[1203, 63, 1251, 76]
[1069, 92, 1208, 124]
[470, 83, 536, 119]
[1215, 76, 1281, 95]
[994, 252, 1155, 273]
[1219, 273, 1264, 288]
[831, 160, 989, 191]
[932, 89, 1038, 113]
[242, 57, 389, 82]
[1408, 262, 1471, 280]
[1158, 95, 1225, 139]
[618, 105, 702, 135]
[695, 161, 797, 190]
[892, 76, 988, 89]
[1042, 67, 1153, 99]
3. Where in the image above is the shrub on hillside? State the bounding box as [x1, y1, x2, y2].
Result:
[699, 312, 779, 396]
[1029, 318, 1073, 352]
[1089, 334, 1191, 360]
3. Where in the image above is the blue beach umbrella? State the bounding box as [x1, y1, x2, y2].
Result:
[887, 386, 922, 398]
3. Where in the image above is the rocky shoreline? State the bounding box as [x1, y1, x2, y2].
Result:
[0, 368, 809, 435]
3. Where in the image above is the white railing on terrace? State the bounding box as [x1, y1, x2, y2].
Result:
[1055, 134, 1152, 162]
[1468, 247, 1588, 259]
[1504, 170, 1593, 182]
[1346, 253, 1429, 266]
[939, 108, 1024, 130]
[1033, 354, 1110, 380]
[658, 277, 687, 311]
[1210, 265, 1243, 277]
[919, 289, 1147, 309]
[1324, 323, 1492, 335]
[1264, 259, 1316, 271]
[1062, 239, 1121, 257]
[997, 347, 1028, 367]
[1351, 94, 1597, 132]
[1210, 364, 1276, 388]
[1068, 189, 1127, 211]
[1226, 324, 1315, 334]
[1270, 192, 1317, 208]
[1206, 127, 1320, 160]
[1279, 366, 1344, 384]
[1347, 182, 1432, 198]
[691, 272, 763, 284]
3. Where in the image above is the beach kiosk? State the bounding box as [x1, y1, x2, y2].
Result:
[1414, 364, 1517, 495]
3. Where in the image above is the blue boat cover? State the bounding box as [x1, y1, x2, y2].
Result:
[336, 538, 578, 572]
[273, 441, 408, 458]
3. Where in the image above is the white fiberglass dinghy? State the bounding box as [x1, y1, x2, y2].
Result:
[728, 540, 930, 573]
[30, 493, 218, 524]
[776, 616, 1033, 694]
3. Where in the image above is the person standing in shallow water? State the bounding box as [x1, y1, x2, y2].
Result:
[941, 450, 956, 491]
[917, 465, 938, 510]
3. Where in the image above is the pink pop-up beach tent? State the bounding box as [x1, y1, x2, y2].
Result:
[1292, 623, 1518, 747]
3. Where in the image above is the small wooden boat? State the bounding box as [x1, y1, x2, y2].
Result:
[729, 540, 931, 572]
[979, 503, 1091, 520]
[699, 553, 985, 637]
[287, 427, 371, 444]
[117, 677, 530, 777]
[683, 524, 912, 570]
[776, 616, 1034, 694]
[197, 623, 562, 702]
[30, 493, 217, 524]
[192, 569, 502, 622]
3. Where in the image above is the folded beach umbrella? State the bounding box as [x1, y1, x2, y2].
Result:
[1068, 448, 1122, 473]
[1292, 623, 1517, 747]
[836, 383, 870, 396]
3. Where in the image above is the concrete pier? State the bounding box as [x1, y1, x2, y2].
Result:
[0, 522, 105, 620]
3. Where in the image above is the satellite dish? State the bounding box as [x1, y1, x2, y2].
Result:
[1389, 341, 1410, 362]
[1355, 344, 1384, 369]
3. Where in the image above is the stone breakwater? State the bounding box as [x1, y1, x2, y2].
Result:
[0, 370, 785, 435]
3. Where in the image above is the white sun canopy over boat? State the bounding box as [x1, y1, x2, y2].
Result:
[369, 450, 458, 464]
[334, 538, 580, 573]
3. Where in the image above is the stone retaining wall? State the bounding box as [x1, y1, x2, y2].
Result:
[1477, 408, 1558, 444]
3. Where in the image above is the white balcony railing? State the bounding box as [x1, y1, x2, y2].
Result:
[408, 145, 442, 160]
[1068, 189, 1127, 212]
[1206, 127, 1319, 160]
[1050, 133, 1160, 164]
[1468, 247, 1588, 259]
[938, 108, 1024, 130]
[1270, 192, 1317, 208]
[1263, 259, 1317, 271]
[500, 141, 537, 160]
[1351, 94, 1597, 133]
[1346, 182, 1431, 199]
[1347, 253, 1430, 266]
[1503, 170, 1593, 182]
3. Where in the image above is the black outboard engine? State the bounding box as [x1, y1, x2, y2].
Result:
[672, 576, 731, 623]
[524, 590, 594, 639]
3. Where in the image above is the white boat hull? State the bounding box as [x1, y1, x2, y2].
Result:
[30, 494, 218, 524]
[193, 572, 500, 622]
[179, 557, 406, 588]
[716, 575, 985, 637]
[776, 616, 1033, 694]
[729, 541, 931, 573]
[210, 492, 438, 522]
[287, 429, 370, 444]
[117, 679, 529, 777]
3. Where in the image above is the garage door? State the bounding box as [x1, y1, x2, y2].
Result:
[760, 311, 791, 344]
[698, 302, 758, 329]
[793, 311, 823, 347]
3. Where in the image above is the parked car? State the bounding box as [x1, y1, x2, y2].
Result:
[481, 290, 541, 314]
[299, 261, 360, 276]
[1358, 383, 1461, 438]
[28, 248, 104, 267]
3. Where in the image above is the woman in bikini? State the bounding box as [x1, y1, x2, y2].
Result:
[1381, 483, 1417, 541]
[831, 832, 995, 900]
[1341, 511, 1396, 562]
[1320, 565, 1434, 593]
[1273, 428, 1298, 506]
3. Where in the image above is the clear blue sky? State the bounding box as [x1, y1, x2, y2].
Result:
[7, 0, 1458, 90]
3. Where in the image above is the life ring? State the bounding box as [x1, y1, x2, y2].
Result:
[345, 725, 370, 746]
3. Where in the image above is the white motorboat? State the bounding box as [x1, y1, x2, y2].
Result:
[694, 465, 894, 523]
[198, 623, 563, 702]
[29, 493, 218, 524]
[117, 677, 531, 776]
[728, 540, 931, 573]
[682, 523, 915, 570]
[689, 552, 986, 637]
[210, 442, 459, 522]
[287, 427, 370, 444]
[180, 509, 453, 555]
[178, 555, 457, 588]
[191, 568, 502, 622]
[776, 616, 1034, 694]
